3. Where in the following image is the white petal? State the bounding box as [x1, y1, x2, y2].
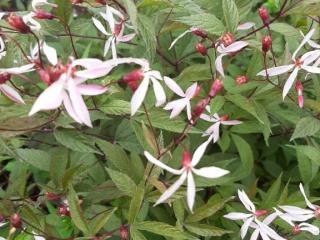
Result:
[223, 41, 248, 53]
[163, 76, 184, 97]
[302, 65, 320, 74]
[215, 53, 227, 77]
[221, 120, 242, 125]
[238, 190, 255, 213]
[111, 38, 117, 60]
[241, 217, 254, 239]
[279, 205, 314, 215]
[293, 28, 315, 59]
[154, 172, 187, 205]
[187, 172, 196, 211]
[148, 70, 162, 80]
[117, 33, 135, 42]
[77, 84, 108, 96]
[299, 183, 316, 210]
[185, 83, 198, 99]
[282, 67, 299, 99]
[257, 220, 286, 240]
[92, 17, 109, 36]
[42, 42, 58, 66]
[144, 151, 183, 175]
[0, 84, 25, 104]
[164, 99, 188, 118]
[104, 37, 113, 57]
[192, 166, 229, 178]
[301, 50, 320, 65]
[250, 229, 260, 240]
[29, 77, 64, 115]
[2, 64, 35, 74]
[200, 113, 214, 122]
[263, 212, 279, 225]
[62, 91, 83, 124]
[204, 122, 221, 143]
[237, 22, 255, 31]
[131, 78, 149, 115]
[257, 65, 294, 77]
[186, 102, 192, 120]
[191, 137, 211, 166]
[151, 78, 166, 107]
[224, 212, 253, 220]
[169, 29, 192, 50]
[106, 6, 115, 33]
[72, 58, 104, 68]
[299, 223, 320, 235]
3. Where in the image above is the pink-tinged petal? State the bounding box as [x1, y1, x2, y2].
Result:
[237, 22, 255, 31]
[204, 122, 221, 143]
[92, 17, 109, 36]
[223, 212, 253, 220]
[223, 41, 248, 53]
[154, 172, 187, 205]
[144, 151, 183, 175]
[42, 42, 58, 66]
[105, 57, 150, 70]
[238, 190, 255, 213]
[29, 77, 64, 115]
[215, 53, 227, 77]
[2, 64, 35, 74]
[104, 37, 113, 57]
[186, 102, 192, 120]
[185, 83, 198, 99]
[106, 6, 115, 33]
[32, 0, 57, 9]
[0, 84, 25, 104]
[67, 80, 92, 127]
[62, 92, 83, 124]
[308, 39, 320, 49]
[302, 65, 320, 74]
[222, 120, 242, 125]
[163, 76, 184, 97]
[282, 67, 299, 99]
[293, 28, 315, 60]
[131, 77, 149, 115]
[187, 172, 196, 212]
[151, 78, 166, 107]
[117, 33, 135, 42]
[241, 217, 254, 239]
[299, 223, 320, 235]
[111, 38, 117, 60]
[250, 229, 260, 240]
[279, 205, 314, 215]
[192, 166, 229, 178]
[257, 219, 286, 240]
[77, 84, 108, 96]
[299, 183, 316, 210]
[169, 29, 192, 50]
[257, 65, 294, 77]
[109, 6, 124, 20]
[191, 137, 211, 166]
[72, 58, 104, 68]
[301, 50, 320, 65]
[164, 99, 188, 119]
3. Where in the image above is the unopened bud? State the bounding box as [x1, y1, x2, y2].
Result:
[295, 81, 304, 108]
[195, 43, 207, 56]
[122, 69, 144, 83]
[10, 214, 22, 229]
[127, 80, 139, 92]
[235, 75, 248, 85]
[221, 33, 234, 47]
[192, 28, 208, 38]
[119, 225, 128, 240]
[258, 7, 269, 24]
[46, 192, 60, 201]
[33, 10, 55, 20]
[0, 72, 11, 84]
[209, 79, 223, 97]
[6, 14, 31, 33]
[262, 35, 272, 52]
[192, 98, 209, 119]
[58, 206, 70, 216]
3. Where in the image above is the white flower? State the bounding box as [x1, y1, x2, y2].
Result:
[29, 58, 110, 127]
[163, 77, 198, 120]
[31, 0, 57, 9]
[92, 5, 135, 59]
[200, 106, 242, 143]
[257, 28, 320, 99]
[144, 136, 229, 211]
[29, 41, 58, 66]
[0, 15, 6, 60]
[274, 208, 319, 236]
[279, 183, 319, 221]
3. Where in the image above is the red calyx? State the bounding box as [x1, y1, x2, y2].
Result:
[209, 79, 223, 97]
[114, 23, 123, 36]
[122, 69, 144, 83]
[127, 80, 139, 92]
[220, 114, 229, 121]
[10, 214, 22, 229]
[258, 7, 269, 24]
[6, 14, 31, 34]
[236, 75, 248, 85]
[33, 10, 55, 20]
[0, 72, 11, 84]
[119, 225, 129, 240]
[192, 28, 208, 38]
[262, 35, 272, 53]
[292, 225, 301, 235]
[221, 33, 235, 47]
[195, 43, 207, 56]
[255, 209, 268, 217]
[181, 151, 192, 168]
[192, 98, 209, 120]
[45, 192, 60, 201]
[58, 205, 70, 216]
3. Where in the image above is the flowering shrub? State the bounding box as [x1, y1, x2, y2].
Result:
[1, 0, 320, 239]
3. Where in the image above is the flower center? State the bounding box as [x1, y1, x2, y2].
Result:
[314, 208, 320, 218]
[113, 23, 123, 37]
[292, 225, 301, 235]
[254, 209, 268, 217]
[220, 115, 229, 121]
[0, 72, 11, 84]
[294, 58, 303, 68]
[181, 151, 192, 170]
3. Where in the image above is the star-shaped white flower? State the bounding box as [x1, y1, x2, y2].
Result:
[163, 77, 198, 120]
[200, 106, 242, 143]
[279, 183, 319, 221]
[92, 5, 135, 59]
[29, 40, 58, 66]
[144, 136, 229, 211]
[257, 28, 320, 99]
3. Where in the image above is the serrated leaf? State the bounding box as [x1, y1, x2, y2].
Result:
[138, 14, 156, 61]
[290, 117, 320, 141]
[16, 149, 51, 171]
[222, 0, 239, 33]
[185, 223, 231, 237]
[128, 186, 145, 223]
[100, 99, 132, 115]
[270, 23, 300, 37]
[292, 145, 320, 165]
[91, 208, 117, 234]
[106, 168, 137, 196]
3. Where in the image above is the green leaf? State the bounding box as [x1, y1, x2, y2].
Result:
[100, 99, 132, 115]
[270, 23, 300, 37]
[176, 13, 224, 35]
[55, 0, 72, 24]
[185, 223, 231, 237]
[67, 185, 90, 235]
[222, 0, 239, 33]
[134, 221, 197, 239]
[210, 96, 225, 114]
[50, 147, 69, 188]
[130, 227, 147, 240]
[137, 14, 157, 61]
[293, 145, 320, 165]
[16, 149, 51, 171]
[91, 208, 117, 234]
[261, 174, 282, 208]
[121, 0, 138, 31]
[106, 168, 137, 196]
[290, 117, 320, 141]
[128, 186, 145, 223]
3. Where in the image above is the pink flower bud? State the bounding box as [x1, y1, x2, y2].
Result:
[181, 151, 192, 168]
[195, 43, 207, 56]
[0, 73, 11, 84]
[315, 208, 320, 218]
[209, 79, 223, 97]
[45, 192, 60, 201]
[192, 98, 209, 119]
[127, 80, 139, 92]
[262, 35, 272, 52]
[192, 29, 208, 38]
[122, 69, 144, 83]
[295, 81, 304, 108]
[0, 215, 5, 223]
[119, 225, 128, 240]
[33, 10, 55, 20]
[6, 14, 31, 34]
[221, 33, 235, 47]
[235, 76, 248, 85]
[292, 225, 301, 235]
[10, 214, 22, 229]
[258, 7, 269, 24]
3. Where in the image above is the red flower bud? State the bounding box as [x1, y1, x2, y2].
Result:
[181, 151, 192, 167]
[6, 14, 31, 34]
[10, 214, 22, 229]
[192, 98, 209, 119]
[33, 10, 55, 20]
[262, 35, 272, 52]
[0, 72, 11, 84]
[191, 28, 208, 38]
[122, 69, 144, 83]
[195, 43, 207, 56]
[295, 81, 304, 108]
[235, 75, 249, 85]
[46, 192, 60, 201]
[119, 225, 129, 240]
[221, 33, 234, 47]
[127, 80, 139, 92]
[209, 79, 223, 97]
[292, 225, 301, 235]
[58, 205, 70, 216]
[258, 7, 269, 24]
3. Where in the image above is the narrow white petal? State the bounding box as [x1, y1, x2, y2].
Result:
[302, 65, 320, 74]
[187, 172, 196, 212]
[117, 33, 135, 42]
[293, 28, 315, 59]
[42, 42, 58, 66]
[223, 41, 248, 53]
[77, 84, 108, 96]
[222, 120, 242, 125]
[151, 78, 166, 107]
[92, 17, 109, 36]
[257, 65, 294, 77]
[163, 76, 184, 97]
[62, 92, 83, 124]
[131, 78, 149, 115]
[191, 137, 211, 166]
[72, 58, 104, 68]
[144, 151, 183, 175]
[165, 99, 188, 118]
[0, 84, 25, 104]
[279, 205, 314, 215]
[250, 229, 260, 240]
[282, 68, 299, 99]
[111, 38, 117, 60]
[192, 166, 229, 179]
[200, 113, 214, 122]
[238, 190, 255, 213]
[2, 64, 35, 74]
[169, 29, 192, 50]
[299, 183, 316, 210]
[263, 212, 279, 225]
[104, 37, 113, 57]
[204, 122, 221, 143]
[257, 220, 286, 240]
[215, 53, 227, 77]
[106, 6, 115, 33]
[185, 83, 198, 99]
[299, 223, 320, 235]
[301, 50, 320, 65]
[237, 22, 255, 31]
[241, 217, 254, 239]
[186, 102, 192, 120]
[223, 212, 253, 220]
